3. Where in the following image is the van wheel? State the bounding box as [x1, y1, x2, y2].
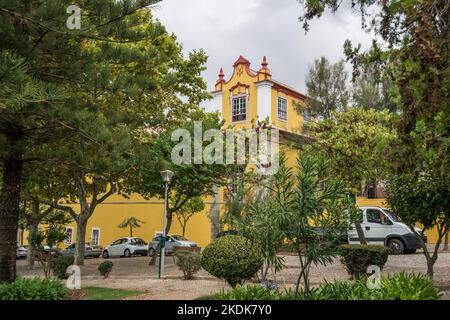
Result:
[388, 239, 404, 254]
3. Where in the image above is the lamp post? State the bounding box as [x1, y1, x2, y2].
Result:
[159, 170, 174, 279]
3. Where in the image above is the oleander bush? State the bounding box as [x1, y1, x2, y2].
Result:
[49, 256, 75, 279]
[339, 244, 390, 278]
[175, 251, 202, 280]
[98, 260, 114, 278]
[0, 278, 68, 300]
[204, 273, 441, 300]
[201, 235, 263, 287]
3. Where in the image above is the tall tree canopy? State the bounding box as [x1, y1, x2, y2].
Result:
[0, 0, 210, 279]
[303, 57, 349, 119]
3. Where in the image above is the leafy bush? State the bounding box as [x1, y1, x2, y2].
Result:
[98, 261, 113, 278]
[201, 235, 263, 287]
[380, 272, 441, 300]
[0, 278, 68, 300]
[339, 244, 389, 278]
[206, 273, 441, 300]
[175, 251, 202, 280]
[213, 284, 278, 300]
[49, 256, 74, 279]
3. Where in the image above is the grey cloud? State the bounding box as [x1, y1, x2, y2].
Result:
[153, 0, 373, 95]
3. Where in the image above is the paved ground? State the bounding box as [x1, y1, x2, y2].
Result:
[17, 251, 450, 300]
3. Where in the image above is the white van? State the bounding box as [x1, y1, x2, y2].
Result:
[348, 207, 425, 254]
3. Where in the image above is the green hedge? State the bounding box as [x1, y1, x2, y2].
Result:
[98, 261, 114, 278]
[50, 256, 74, 279]
[339, 244, 390, 278]
[176, 251, 202, 280]
[201, 235, 263, 288]
[0, 278, 68, 300]
[205, 273, 441, 300]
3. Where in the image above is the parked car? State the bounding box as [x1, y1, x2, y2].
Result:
[148, 235, 197, 256]
[57, 243, 102, 258]
[102, 237, 148, 258]
[215, 230, 239, 238]
[348, 207, 426, 254]
[16, 245, 28, 259]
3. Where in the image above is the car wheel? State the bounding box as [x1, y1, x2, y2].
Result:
[388, 239, 404, 254]
[124, 249, 131, 258]
[102, 250, 109, 259]
[148, 248, 155, 257]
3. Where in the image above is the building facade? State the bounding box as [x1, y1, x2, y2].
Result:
[20, 55, 440, 248]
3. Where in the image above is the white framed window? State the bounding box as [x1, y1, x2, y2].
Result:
[232, 96, 247, 122]
[64, 227, 73, 245]
[91, 228, 101, 245]
[277, 97, 288, 120]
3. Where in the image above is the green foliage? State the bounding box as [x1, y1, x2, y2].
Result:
[307, 108, 397, 193]
[0, 278, 68, 300]
[339, 244, 390, 278]
[175, 197, 205, 236]
[118, 217, 145, 237]
[201, 235, 263, 288]
[0, 0, 212, 278]
[207, 273, 441, 300]
[81, 287, 143, 300]
[49, 256, 75, 279]
[302, 57, 349, 119]
[175, 251, 202, 280]
[130, 111, 228, 235]
[236, 196, 285, 281]
[272, 149, 348, 294]
[98, 261, 114, 279]
[212, 284, 279, 300]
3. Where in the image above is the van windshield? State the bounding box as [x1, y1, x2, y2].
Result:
[383, 209, 401, 222]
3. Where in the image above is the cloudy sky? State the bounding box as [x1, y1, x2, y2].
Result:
[152, 0, 374, 94]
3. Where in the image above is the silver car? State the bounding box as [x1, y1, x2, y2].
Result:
[57, 243, 102, 258]
[148, 235, 197, 256]
[16, 245, 28, 259]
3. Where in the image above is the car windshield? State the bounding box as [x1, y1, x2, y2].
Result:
[383, 209, 401, 222]
[171, 235, 188, 241]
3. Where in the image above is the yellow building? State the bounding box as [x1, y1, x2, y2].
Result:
[19, 55, 440, 248]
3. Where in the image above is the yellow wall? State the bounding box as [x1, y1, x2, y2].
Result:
[23, 193, 222, 249]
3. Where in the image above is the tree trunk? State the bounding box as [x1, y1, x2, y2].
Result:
[0, 157, 24, 283]
[74, 219, 87, 266]
[130, 225, 133, 238]
[355, 222, 368, 245]
[444, 231, 449, 252]
[209, 186, 221, 240]
[165, 207, 173, 235]
[426, 260, 434, 279]
[26, 219, 39, 267]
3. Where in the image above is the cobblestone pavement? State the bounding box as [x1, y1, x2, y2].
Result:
[17, 251, 450, 300]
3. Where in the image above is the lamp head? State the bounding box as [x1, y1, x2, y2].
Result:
[160, 170, 174, 183]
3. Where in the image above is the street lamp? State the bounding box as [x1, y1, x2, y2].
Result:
[159, 170, 174, 279]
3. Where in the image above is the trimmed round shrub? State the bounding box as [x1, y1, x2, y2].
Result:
[98, 260, 113, 278]
[175, 251, 202, 280]
[201, 235, 263, 287]
[49, 256, 74, 279]
[0, 278, 68, 300]
[339, 244, 389, 278]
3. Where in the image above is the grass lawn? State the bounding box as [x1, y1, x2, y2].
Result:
[81, 287, 144, 300]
